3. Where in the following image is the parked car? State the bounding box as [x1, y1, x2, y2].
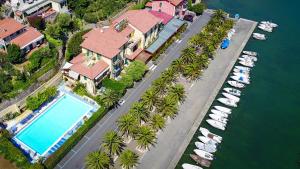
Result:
[183, 14, 194, 22]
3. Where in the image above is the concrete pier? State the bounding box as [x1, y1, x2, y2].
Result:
[137, 18, 257, 169]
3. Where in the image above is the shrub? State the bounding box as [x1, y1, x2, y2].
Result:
[120, 74, 134, 88]
[190, 3, 206, 15]
[45, 34, 63, 47]
[125, 61, 147, 81]
[27, 46, 56, 73]
[26, 86, 57, 110]
[102, 78, 126, 92]
[73, 83, 89, 96]
[6, 44, 23, 64]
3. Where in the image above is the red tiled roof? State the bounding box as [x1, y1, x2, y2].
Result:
[0, 18, 25, 39]
[149, 10, 173, 25]
[10, 27, 43, 48]
[113, 10, 162, 34]
[81, 27, 129, 59]
[70, 53, 109, 79]
[169, 0, 183, 6]
[126, 48, 143, 60]
[145, 2, 152, 7]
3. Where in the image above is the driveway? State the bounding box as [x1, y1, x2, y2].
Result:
[56, 12, 212, 169]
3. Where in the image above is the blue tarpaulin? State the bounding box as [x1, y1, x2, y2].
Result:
[146, 18, 185, 54]
[221, 39, 230, 49]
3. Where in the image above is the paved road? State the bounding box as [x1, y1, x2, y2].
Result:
[56, 12, 212, 169]
[137, 19, 257, 169]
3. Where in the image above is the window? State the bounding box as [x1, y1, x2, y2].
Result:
[97, 54, 101, 60]
[159, 2, 162, 7]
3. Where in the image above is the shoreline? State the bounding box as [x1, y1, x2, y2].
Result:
[137, 18, 257, 169]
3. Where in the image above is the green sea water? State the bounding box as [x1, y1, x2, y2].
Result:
[176, 0, 300, 169]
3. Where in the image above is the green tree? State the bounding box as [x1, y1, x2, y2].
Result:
[152, 77, 167, 95]
[120, 74, 134, 88]
[190, 3, 206, 15]
[150, 114, 165, 131]
[135, 126, 156, 150]
[6, 44, 22, 64]
[65, 30, 87, 61]
[102, 131, 123, 159]
[55, 13, 72, 30]
[85, 151, 110, 169]
[117, 114, 138, 138]
[45, 23, 62, 39]
[100, 89, 120, 108]
[168, 84, 185, 103]
[141, 87, 158, 111]
[119, 149, 139, 169]
[157, 95, 178, 119]
[128, 102, 149, 124]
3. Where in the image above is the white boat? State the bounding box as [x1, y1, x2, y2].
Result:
[227, 80, 245, 88]
[211, 109, 229, 118]
[195, 142, 217, 153]
[233, 72, 250, 79]
[209, 114, 228, 124]
[206, 119, 226, 130]
[242, 51, 257, 56]
[233, 68, 250, 75]
[217, 98, 237, 107]
[235, 66, 251, 71]
[241, 55, 257, 62]
[231, 76, 250, 84]
[253, 33, 266, 40]
[239, 60, 255, 67]
[261, 21, 278, 28]
[222, 92, 240, 102]
[223, 87, 241, 96]
[199, 127, 223, 143]
[198, 136, 218, 145]
[214, 106, 232, 114]
[194, 149, 214, 161]
[258, 23, 273, 32]
[182, 163, 203, 169]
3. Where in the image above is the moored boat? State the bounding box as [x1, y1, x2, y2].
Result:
[211, 109, 229, 118]
[214, 106, 232, 114]
[233, 72, 250, 79]
[222, 92, 240, 102]
[241, 55, 258, 62]
[231, 76, 250, 84]
[217, 98, 238, 107]
[199, 127, 223, 143]
[182, 163, 203, 169]
[195, 141, 217, 153]
[193, 149, 214, 161]
[261, 21, 278, 27]
[243, 50, 257, 56]
[239, 60, 255, 67]
[253, 33, 266, 40]
[223, 87, 241, 96]
[227, 80, 245, 88]
[258, 23, 273, 32]
[235, 66, 251, 71]
[189, 154, 211, 168]
[206, 119, 226, 130]
[233, 68, 250, 75]
[209, 114, 228, 124]
[198, 136, 218, 145]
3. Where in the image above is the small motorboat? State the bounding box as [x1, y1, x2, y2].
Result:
[199, 127, 223, 143]
[239, 60, 255, 67]
[227, 80, 245, 88]
[253, 33, 266, 40]
[233, 72, 250, 79]
[211, 109, 229, 118]
[235, 66, 251, 71]
[233, 68, 250, 75]
[182, 163, 203, 169]
[231, 76, 250, 84]
[195, 141, 217, 153]
[222, 92, 240, 102]
[223, 87, 241, 96]
[217, 98, 238, 107]
[209, 114, 228, 124]
[241, 55, 257, 62]
[206, 119, 226, 130]
[194, 149, 214, 161]
[258, 23, 273, 32]
[242, 51, 257, 56]
[190, 154, 211, 168]
[214, 106, 232, 114]
[239, 57, 257, 63]
[261, 21, 278, 28]
[198, 136, 218, 145]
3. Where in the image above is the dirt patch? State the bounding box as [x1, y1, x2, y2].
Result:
[0, 156, 17, 169]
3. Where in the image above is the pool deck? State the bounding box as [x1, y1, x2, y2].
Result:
[137, 18, 257, 169]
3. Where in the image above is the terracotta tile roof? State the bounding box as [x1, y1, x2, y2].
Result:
[113, 10, 162, 34]
[81, 27, 129, 59]
[0, 18, 25, 39]
[125, 48, 143, 60]
[169, 0, 183, 6]
[149, 10, 173, 25]
[10, 27, 44, 48]
[70, 53, 109, 79]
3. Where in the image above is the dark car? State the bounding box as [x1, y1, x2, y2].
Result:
[183, 15, 194, 22]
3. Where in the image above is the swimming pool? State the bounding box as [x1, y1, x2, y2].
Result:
[14, 94, 93, 156]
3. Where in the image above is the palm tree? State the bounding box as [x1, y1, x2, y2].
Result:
[183, 62, 201, 81]
[161, 68, 177, 83]
[214, 9, 225, 20]
[157, 96, 178, 119]
[117, 114, 138, 140]
[100, 89, 120, 109]
[168, 84, 185, 103]
[119, 149, 139, 169]
[152, 77, 167, 95]
[85, 151, 110, 169]
[128, 102, 149, 124]
[102, 131, 124, 161]
[135, 126, 156, 151]
[141, 87, 158, 111]
[171, 58, 185, 74]
[150, 114, 166, 131]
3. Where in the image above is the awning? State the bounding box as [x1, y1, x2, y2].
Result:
[146, 18, 185, 54]
[69, 70, 79, 80]
[62, 62, 73, 69]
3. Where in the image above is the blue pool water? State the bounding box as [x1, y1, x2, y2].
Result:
[15, 94, 93, 155]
